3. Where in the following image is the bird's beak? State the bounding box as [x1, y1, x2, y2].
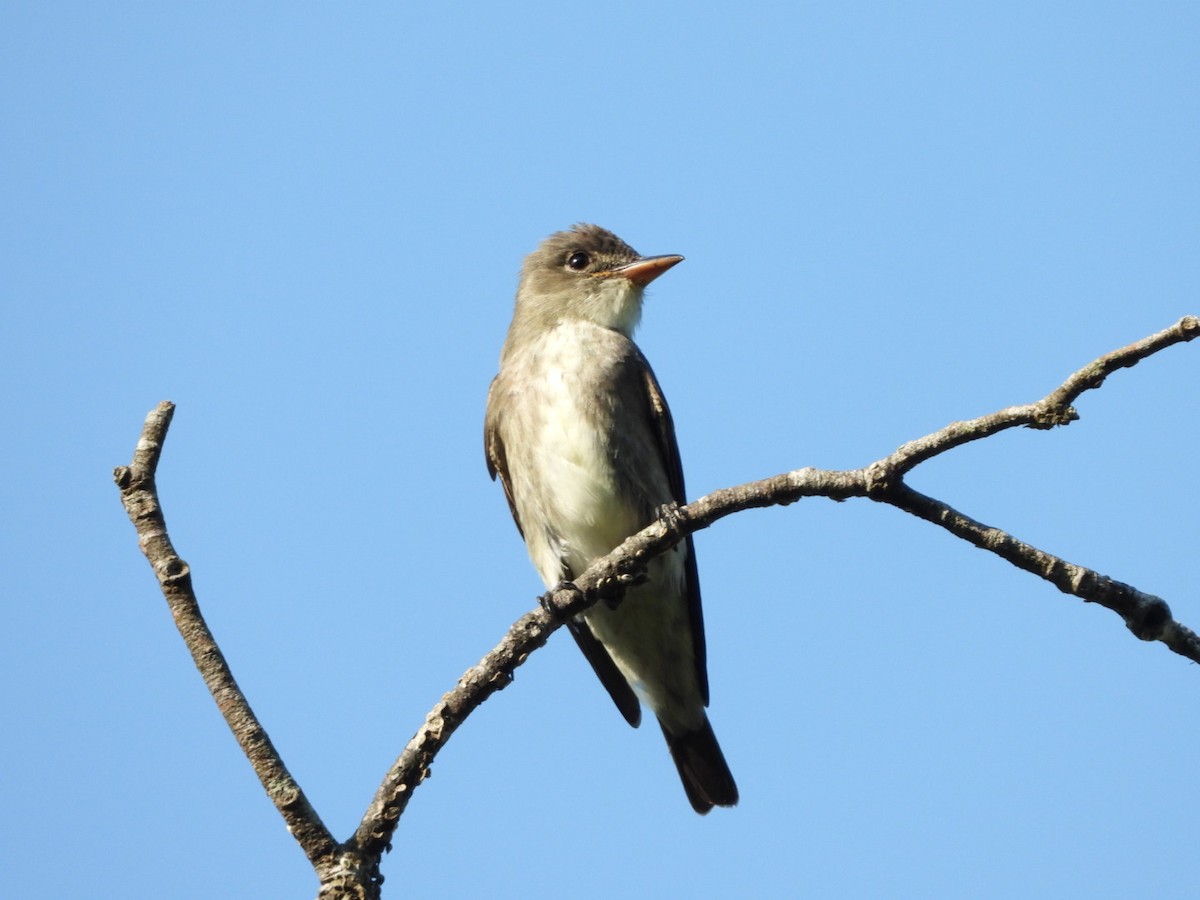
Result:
[608, 254, 684, 287]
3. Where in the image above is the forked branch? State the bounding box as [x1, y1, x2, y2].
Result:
[115, 315, 1198, 898]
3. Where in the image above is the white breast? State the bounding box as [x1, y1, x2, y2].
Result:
[509, 324, 640, 583]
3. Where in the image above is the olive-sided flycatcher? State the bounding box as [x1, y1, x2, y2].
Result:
[484, 224, 737, 813]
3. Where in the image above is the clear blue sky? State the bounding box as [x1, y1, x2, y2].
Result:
[3, 3, 1198, 897]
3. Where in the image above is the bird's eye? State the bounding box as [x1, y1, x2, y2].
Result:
[566, 250, 590, 271]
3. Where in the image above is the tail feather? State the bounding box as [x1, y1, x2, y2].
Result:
[660, 716, 738, 814]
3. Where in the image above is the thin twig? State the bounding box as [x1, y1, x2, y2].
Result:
[114, 402, 338, 869]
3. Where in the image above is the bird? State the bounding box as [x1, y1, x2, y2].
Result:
[484, 223, 737, 813]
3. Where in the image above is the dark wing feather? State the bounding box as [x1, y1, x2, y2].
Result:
[638, 352, 710, 706]
[484, 376, 524, 539]
[566, 617, 642, 727]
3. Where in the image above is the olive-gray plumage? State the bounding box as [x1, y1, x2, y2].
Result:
[484, 224, 737, 813]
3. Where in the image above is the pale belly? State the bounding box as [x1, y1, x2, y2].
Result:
[520, 364, 642, 584]
[496, 324, 705, 727]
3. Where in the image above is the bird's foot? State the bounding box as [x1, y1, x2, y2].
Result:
[656, 500, 689, 539]
[539, 581, 582, 622]
[596, 568, 649, 610]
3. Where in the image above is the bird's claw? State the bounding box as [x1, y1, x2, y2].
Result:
[597, 570, 648, 610]
[656, 501, 688, 538]
[540, 580, 581, 621]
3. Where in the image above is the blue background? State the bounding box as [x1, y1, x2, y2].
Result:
[3, 3, 1198, 897]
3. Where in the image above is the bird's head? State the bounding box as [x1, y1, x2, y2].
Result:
[512, 223, 683, 339]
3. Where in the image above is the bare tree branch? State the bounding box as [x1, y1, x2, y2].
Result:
[354, 315, 1199, 859]
[116, 315, 1197, 897]
[114, 403, 338, 871]
[881, 482, 1193, 649]
[880, 315, 1200, 472]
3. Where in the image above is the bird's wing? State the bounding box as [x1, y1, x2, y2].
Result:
[638, 352, 710, 706]
[484, 376, 524, 539]
[566, 617, 642, 727]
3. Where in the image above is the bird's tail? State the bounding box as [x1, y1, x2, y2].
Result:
[660, 715, 739, 814]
